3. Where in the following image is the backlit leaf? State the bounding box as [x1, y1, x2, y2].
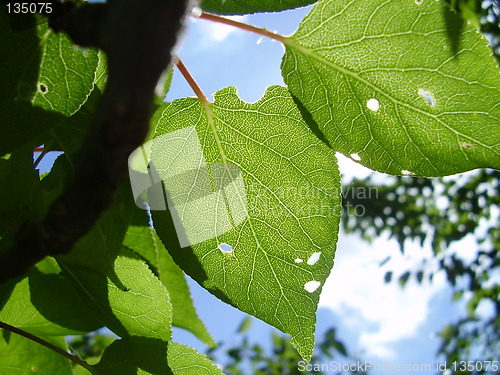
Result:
[281, 0, 500, 176]
[168, 343, 224, 375]
[147, 85, 341, 360]
[124, 207, 215, 347]
[0, 8, 99, 155]
[60, 248, 173, 341]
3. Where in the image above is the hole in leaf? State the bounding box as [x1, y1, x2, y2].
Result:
[350, 153, 361, 161]
[459, 141, 474, 150]
[295, 258, 303, 263]
[39, 84, 47, 93]
[218, 243, 233, 253]
[415, 0, 423, 4]
[366, 98, 380, 111]
[401, 170, 414, 176]
[307, 252, 321, 265]
[418, 89, 435, 105]
[304, 280, 321, 293]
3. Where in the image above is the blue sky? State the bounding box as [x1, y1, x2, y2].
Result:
[166, 5, 466, 374]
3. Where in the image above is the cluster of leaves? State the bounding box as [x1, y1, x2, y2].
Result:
[343, 169, 499, 368]
[0, 0, 499, 374]
[68, 319, 359, 375]
[203, 318, 358, 375]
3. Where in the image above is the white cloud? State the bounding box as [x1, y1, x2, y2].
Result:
[319, 233, 447, 360]
[196, 15, 250, 43]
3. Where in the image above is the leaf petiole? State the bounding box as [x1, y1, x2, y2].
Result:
[198, 12, 287, 44]
[175, 58, 209, 104]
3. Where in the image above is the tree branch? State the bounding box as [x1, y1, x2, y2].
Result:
[0, 0, 191, 284]
[0, 321, 95, 373]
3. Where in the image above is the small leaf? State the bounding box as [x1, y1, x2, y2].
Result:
[384, 271, 393, 283]
[236, 316, 252, 334]
[0, 9, 99, 155]
[60, 248, 173, 341]
[453, 290, 464, 301]
[0, 332, 72, 374]
[399, 271, 411, 288]
[124, 207, 215, 347]
[282, 0, 500, 176]
[200, 0, 317, 15]
[94, 336, 172, 375]
[416, 270, 424, 283]
[146, 86, 341, 360]
[168, 343, 224, 375]
[155, 66, 174, 104]
[379, 256, 391, 267]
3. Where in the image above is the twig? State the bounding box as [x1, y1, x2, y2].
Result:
[199, 12, 287, 43]
[0, 321, 95, 373]
[176, 58, 209, 104]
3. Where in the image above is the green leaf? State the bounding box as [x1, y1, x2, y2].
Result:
[94, 336, 172, 375]
[46, 83, 102, 156]
[44, 51, 107, 156]
[155, 66, 173, 105]
[0, 332, 72, 375]
[236, 316, 252, 334]
[61, 248, 173, 341]
[147, 86, 341, 360]
[168, 343, 224, 375]
[200, 0, 317, 15]
[399, 271, 411, 288]
[124, 207, 215, 347]
[281, 0, 500, 176]
[0, 257, 102, 336]
[57, 185, 134, 275]
[0, 9, 99, 155]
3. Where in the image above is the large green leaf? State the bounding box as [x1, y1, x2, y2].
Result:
[146, 86, 340, 360]
[200, 0, 316, 15]
[123, 207, 215, 347]
[0, 8, 99, 155]
[168, 343, 224, 375]
[0, 332, 72, 375]
[0, 257, 102, 337]
[281, 0, 500, 176]
[60, 248, 173, 342]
